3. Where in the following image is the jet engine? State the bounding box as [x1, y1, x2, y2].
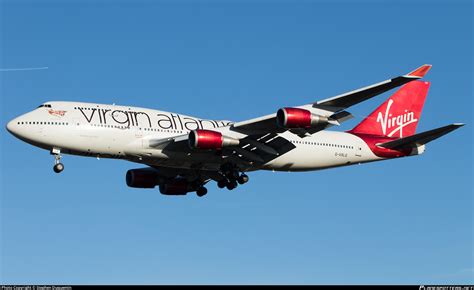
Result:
[159, 178, 192, 195]
[126, 168, 159, 188]
[188, 129, 239, 150]
[276, 107, 329, 128]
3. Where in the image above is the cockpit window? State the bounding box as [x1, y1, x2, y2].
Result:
[37, 104, 52, 108]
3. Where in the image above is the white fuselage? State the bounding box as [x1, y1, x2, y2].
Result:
[6, 101, 383, 172]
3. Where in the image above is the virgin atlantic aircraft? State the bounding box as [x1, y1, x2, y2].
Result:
[6, 65, 464, 196]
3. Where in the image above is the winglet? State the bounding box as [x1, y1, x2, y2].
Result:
[406, 64, 432, 78]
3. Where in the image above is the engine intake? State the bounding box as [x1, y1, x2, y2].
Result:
[126, 168, 159, 188]
[276, 107, 329, 128]
[189, 129, 239, 150]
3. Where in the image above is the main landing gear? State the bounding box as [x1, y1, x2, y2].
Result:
[218, 164, 249, 191]
[196, 186, 208, 197]
[51, 148, 64, 173]
[237, 174, 249, 185]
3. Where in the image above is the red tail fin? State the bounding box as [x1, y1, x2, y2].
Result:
[350, 80, 430, 138]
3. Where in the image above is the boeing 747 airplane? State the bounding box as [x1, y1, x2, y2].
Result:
[6, 65, 464, 196]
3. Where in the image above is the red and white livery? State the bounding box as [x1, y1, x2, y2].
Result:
[6, 65, 464, 197]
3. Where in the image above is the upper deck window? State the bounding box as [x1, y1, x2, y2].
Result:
[37, 104, 52, 108]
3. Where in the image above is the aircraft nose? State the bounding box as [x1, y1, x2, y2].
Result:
[6, 118, 19, 136]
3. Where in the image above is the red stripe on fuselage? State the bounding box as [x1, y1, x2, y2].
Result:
[348, 132, 413, 158]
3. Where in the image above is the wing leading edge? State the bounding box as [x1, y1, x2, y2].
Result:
[232, 64, 432, 135]
[313, 64, 432, 110]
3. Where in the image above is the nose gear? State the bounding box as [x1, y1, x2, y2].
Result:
[51, 148, 64, 173]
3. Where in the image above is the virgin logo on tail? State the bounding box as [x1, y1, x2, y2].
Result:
[376, 99, 418, 138]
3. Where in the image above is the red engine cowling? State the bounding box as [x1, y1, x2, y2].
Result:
[276, 107, 328, 128]
[159, 178, 190, 195]
[188, 129, 239, 150]
[126, 169, 159, 188]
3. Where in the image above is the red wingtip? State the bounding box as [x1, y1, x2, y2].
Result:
[407, 64, 432, 78]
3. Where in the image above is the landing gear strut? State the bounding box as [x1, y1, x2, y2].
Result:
[51, 148, 64, 173]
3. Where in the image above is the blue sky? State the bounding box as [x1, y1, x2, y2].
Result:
[1, 0, 472, 284]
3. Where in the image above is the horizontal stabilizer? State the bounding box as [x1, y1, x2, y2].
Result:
[377, 123, 464, 150]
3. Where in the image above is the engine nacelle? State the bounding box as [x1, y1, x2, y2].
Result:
[276, 107, 329, 128]
[188, 129, 239, 150]
[126, 168, 159, 188]
[159, 178, 191, 195]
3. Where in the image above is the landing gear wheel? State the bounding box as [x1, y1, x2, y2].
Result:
[53, 163, 64, 173]
[226, 181, 237, 190]
[196, 187, 208, 197]
[237, 174, 249, 185]
[217, 180, 227, 188]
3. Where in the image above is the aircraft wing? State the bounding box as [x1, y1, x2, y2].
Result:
[231, 64, 432, 136]
[148, 134, 189, 148]
[313, 64, 432, 110]
[140, 65, 433, 167]
[143, 132, 293, 167]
